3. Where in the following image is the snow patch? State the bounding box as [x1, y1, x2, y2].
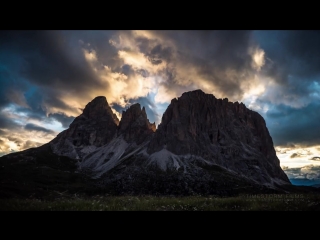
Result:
[148, 150, 215, 172]
[148, 149, 181, 171]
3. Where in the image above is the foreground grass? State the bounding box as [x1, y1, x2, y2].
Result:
[1, 194, 320, 211]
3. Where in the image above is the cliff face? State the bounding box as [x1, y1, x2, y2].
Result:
[147, 89, 289, 184]
[44, 89, 290, 193]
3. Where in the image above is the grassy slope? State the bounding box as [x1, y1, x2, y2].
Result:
[0, 144, 99, 200]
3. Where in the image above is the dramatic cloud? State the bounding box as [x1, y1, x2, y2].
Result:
[283, 165, 320, 186]
[48, 113, 75, 128]
[255, 31, 320, 83]
[0, 139, 12, 156]
[0, 110, 20, 130]
[24, 123, 54, 134]
[0, 126, 56, 157]
[277, 145, 320, 168]
[262, 102, 320, 147]
[0, 30, 267, 118]
[106, 30, 266, 106]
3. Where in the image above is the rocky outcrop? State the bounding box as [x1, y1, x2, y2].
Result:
[118, 103, 156, 144]
[147, 89, 289, 184]
[50, 96, 119, 159]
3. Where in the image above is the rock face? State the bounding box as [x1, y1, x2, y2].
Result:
[39, 89, 290, 194]
[50, 96, 119, 159]
[147, 89, 289, 185]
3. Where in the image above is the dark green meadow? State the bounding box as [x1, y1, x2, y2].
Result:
[1, 194, 320, 211]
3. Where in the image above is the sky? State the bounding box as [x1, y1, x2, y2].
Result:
[1, 30, 320, 183]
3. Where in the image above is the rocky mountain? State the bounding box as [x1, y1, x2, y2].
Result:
[147, 90, 289, 185]
[1, 89, 295, 197]
[50, 96, 119, 159]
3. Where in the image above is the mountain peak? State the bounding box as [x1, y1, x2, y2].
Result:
[182, 89, 206, 95]
[179, 89, 218, 102]
[119, 103, 155, 143]
[93, 95, 107, 100]
[147, 89, 290, 184]
[82, 96, 119, 125]
[50, 96, 120, 157]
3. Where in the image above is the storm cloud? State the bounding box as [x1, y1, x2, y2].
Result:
[263, 102, 320, 146]
[48, 113, 75, 128]
[24, 123, 54, 134]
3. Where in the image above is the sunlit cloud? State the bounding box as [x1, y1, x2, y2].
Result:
[0, 104, 60, 156]
[0, 125, 57, 157]
[82, 47, 156, 111]
[277, 145, 320, 168]
[0, 128, 55, 156]
[249, 47, 265, 71]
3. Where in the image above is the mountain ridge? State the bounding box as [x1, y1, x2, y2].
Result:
[0, 89, 295, 197]
[50, 89, 290, 186]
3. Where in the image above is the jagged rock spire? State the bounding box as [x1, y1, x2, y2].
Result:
[119, 103, 156, 143]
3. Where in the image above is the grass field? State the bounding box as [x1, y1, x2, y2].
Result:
[1, 194, 320, 211]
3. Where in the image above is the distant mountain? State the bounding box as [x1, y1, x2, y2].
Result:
[290, 178, 320, 187]
[1, 89, 297, 197]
